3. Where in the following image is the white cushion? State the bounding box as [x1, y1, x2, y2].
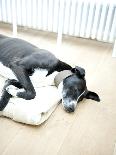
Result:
[0, 72, 61, 125]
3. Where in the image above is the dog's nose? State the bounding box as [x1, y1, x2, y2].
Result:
[69, 105, 75, 112]
[62, 100, 77, 113]
[67, 104, 75, 113]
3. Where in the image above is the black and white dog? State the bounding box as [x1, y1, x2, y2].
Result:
[0, 35, 100, 113]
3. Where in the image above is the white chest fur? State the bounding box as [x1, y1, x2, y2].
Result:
[0, 62, 17, 79]
[0, 62, 57, 87]
[0, 62, 49, 80]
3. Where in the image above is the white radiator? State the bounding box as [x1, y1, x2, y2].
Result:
[0, 0, 116, 43]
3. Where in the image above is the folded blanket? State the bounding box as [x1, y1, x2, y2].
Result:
[0, 71, 61, 125]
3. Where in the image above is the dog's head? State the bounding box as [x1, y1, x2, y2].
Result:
[56, 66, 100, 113]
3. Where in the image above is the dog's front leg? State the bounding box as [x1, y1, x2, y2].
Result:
[11, 64, 36, 100]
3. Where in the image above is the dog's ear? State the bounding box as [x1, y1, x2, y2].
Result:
[85, 91, 100, 102]
[71, 66, 85, 78]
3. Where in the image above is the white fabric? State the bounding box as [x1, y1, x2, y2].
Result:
[0, 71, 61, 125]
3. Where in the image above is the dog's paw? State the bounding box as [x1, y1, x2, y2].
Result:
[6, 85, 24, 97]
[6, 85, 18, 97]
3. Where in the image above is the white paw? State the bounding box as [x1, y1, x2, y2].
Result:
[6, 85, 24, 97]
[6, 85, 18, 97]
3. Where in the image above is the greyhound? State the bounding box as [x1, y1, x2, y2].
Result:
[0, 35, 100, 112]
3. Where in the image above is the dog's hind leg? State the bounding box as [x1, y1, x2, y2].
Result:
[11, 64, 36, 100]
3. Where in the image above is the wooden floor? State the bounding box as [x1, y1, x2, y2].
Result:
[0, 24, 116, 155]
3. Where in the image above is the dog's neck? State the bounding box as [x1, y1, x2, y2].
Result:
[54, 70, 73, 87]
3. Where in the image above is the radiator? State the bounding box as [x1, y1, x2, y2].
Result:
[0, 0, 116, 43]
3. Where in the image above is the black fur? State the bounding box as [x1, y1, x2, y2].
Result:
[0, 35, 72, 110]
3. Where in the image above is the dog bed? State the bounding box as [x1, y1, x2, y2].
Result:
[0, 71, 61, 125]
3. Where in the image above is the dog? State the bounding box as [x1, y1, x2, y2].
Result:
[0, 35, 100, 113]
